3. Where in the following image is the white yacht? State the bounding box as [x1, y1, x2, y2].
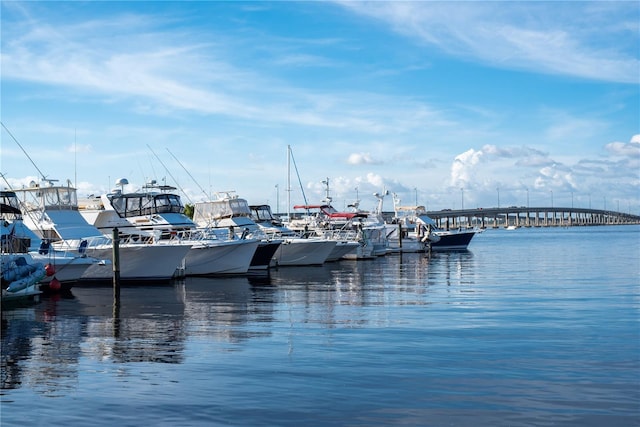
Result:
[387, 193, 478, 251]
[79, 180, 258, 276]
[249, 204, 336, 266]
[287, 187, 390, 259]
[1, 189, 101, 290]
[191, 192, 282, 271]
[13, 180, 192, 281]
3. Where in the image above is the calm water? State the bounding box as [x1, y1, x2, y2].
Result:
[2, 226, 639, 426]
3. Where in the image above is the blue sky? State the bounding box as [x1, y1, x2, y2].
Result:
[2, 1, 639, 214]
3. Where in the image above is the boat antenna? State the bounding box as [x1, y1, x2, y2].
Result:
[146, 144, 192, 204]
[166, 147, 209, 201]
[1, 122, 47, 181]
[321, 177, 332, 204]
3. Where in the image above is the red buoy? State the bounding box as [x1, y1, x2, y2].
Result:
[49, 277, 61, 291]
[45, 263, 56, 276]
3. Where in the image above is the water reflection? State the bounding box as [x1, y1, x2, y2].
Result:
[1, 253, 480, 393]
[180, 276, 277, 342]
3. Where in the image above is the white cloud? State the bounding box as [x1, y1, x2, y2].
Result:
[450, 148, 484, 188]
[605, 135, 640, 158]
[347, 152, 380, 165]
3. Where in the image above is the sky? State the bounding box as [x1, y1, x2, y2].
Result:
[1, 1, 639, 214]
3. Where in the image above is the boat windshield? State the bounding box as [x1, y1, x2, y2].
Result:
[0, 191, 22, 220]
[193, 198, 251, 223]
[249, 205, 275, 222]
[109, 193, 184, 218]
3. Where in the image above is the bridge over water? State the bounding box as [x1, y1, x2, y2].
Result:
[415, 207, 640, 229]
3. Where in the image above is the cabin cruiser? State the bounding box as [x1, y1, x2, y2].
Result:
[12, 180, 192, 281]
[249, 204, 336, 266]
[388, 194, 477, 251]
[287, 205, 366, 260]
[191, 192, 281, 271]
[1, 189, 102, 290]
[79, 180, 258, 275]
[287, 189, 391, 259]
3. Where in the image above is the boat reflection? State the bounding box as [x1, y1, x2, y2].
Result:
[0, 276, 280, 391]
[1, 254, 479, 393]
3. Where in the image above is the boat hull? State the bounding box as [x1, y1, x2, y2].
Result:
[184, 240, 259, 275]
[30, 252, 100, 283]
[342, 243, 376, 260]
[325, 241, 359, 261]
[80, 243, 192, 281]
[249, 240, 282, 270]
[271, 239, 336, 266]
[431, 230, 476, 251]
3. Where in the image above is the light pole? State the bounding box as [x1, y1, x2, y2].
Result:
[550, 190, 553, 208]
[526, 187, 529, 208]
[414, 187, 418, 206]
[496, 187, 500, 208]
[460, 188, 464, 210]
[275, 184, 279, 214]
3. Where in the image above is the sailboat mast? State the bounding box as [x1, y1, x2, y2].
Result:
[287, 145, 291, 222]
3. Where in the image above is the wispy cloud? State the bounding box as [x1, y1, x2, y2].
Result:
[338, 1, 639, 84]
[1, 5, 454, 136]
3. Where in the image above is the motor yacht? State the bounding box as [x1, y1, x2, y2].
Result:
[191, 192, 281, 271]
[249, 204, 336, 266]
[12, 180, 192, 281]
[79, 180, 258, 275]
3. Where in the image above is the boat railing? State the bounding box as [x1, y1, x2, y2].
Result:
[315, 228, 359, 241]
[259, 227, 304, 240]
[171, 227, 261, 244]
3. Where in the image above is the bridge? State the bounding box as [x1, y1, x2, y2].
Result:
[417, 207, 640, 229]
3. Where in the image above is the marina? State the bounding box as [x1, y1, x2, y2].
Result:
[1, 3, 638, 425]
[2, 225, 639, 426]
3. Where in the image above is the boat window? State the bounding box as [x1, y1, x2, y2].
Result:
[110, 196, 126, 216]
[43, 188, 60, 208]
[126, 196, 143, 217]
[139, 195, 155, 215]
[251, 205, 273, 221]
[0, 192, 20, 211]
[229, 199, 251, 215]
[155, 194, 183, 214]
